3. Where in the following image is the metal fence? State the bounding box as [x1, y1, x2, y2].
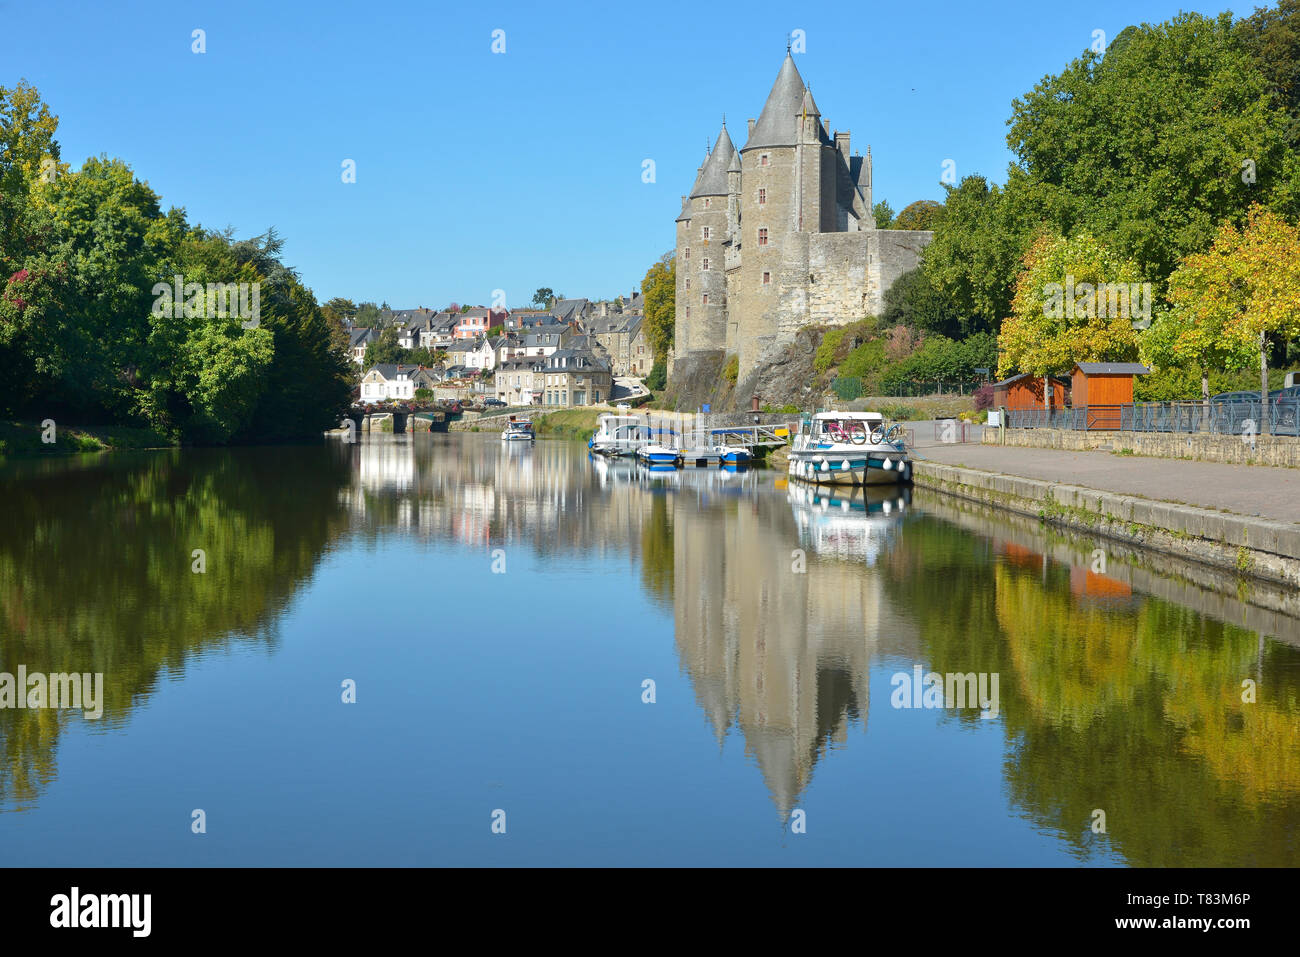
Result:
[1004, 399, 1300, 436]
[831, 377, 862, 401]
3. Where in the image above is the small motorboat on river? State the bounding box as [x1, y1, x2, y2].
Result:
[502, 416, 535, 442]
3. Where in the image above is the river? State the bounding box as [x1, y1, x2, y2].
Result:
[1, 433, 1297, 865]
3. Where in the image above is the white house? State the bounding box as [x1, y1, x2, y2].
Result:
[465, 336, 513, 372]
[359, 364, 419, 403]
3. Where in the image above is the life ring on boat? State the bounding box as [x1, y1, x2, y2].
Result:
[869, 425, 886, 444]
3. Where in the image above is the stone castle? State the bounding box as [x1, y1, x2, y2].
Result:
[673, 54, 933, 381]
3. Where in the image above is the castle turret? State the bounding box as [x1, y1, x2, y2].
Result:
[726, 146, 742, 263]
[678, 123, 734, 356]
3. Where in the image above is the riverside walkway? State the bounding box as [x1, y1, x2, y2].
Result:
[909, 435, 1300, 525]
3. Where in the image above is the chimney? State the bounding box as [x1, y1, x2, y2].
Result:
[835, 130, 850, 162]
[823, 118, 830, 135]
[747, 118, 756, 138]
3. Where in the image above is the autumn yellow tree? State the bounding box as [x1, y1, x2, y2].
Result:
[1159, 207, 1300, 434]
[998, 233, 1146, 409]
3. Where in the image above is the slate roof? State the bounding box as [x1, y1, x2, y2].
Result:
[519, 331, 566, 349]
[545, 348, 609, 372]
[1074, 362, 1151, 375]
[551, 298, 589, 322]
[365, 363, 422, 380]
[675, 196, 692, 223]
[349, 327, 375, 347]
[744, 54, 830, 150]
[691, 125, 736, 198]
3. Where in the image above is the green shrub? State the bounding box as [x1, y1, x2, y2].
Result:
[875, 402, 918, 420]
[813, 328, 849, 374]
[722, 355, 739, 384]
[645, 361, 667, 391]
[839, 339, 888, 382]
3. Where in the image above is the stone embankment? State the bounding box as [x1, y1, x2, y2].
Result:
[912, 461, 1300, 591]
[984, 426, 1300, 467]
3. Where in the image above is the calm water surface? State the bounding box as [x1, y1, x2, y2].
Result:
[2, 434, 1298, 866]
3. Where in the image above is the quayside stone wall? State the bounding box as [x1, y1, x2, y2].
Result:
[984, 427, 1300, 467]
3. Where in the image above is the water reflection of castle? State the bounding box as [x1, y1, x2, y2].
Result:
[674, 482, 917, 817]
[344, 437, 919, 815]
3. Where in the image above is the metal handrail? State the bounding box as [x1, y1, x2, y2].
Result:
[1003, 398, 1300, 436]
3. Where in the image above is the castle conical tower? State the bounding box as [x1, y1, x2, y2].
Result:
[674, 123, 736, 359]
[673, 52, 932, 386]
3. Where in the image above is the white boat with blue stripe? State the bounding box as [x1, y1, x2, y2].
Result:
[787, 411, 911, 486]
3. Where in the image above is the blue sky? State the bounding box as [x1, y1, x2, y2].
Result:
[4, 0, 1231, 310]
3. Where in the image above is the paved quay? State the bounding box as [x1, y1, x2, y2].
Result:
[905, 435, 1300, 525]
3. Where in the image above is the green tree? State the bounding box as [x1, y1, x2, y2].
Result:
[640, 251, 675, 364]
[364, 325, 405, 366]
[532, 287, 554, 307]
[920, 176, 1036, 331]
[894, 199, 946, 231]
[872, 200, 895, 229]
[881, 266, 971, 337]
[354, 301, 382, 327]
[1005, 12, 1300, 285]
[1237, 0, 1300, 145]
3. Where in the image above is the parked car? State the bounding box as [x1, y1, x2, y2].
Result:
[483, 398, 506, 408]
[1210, 391, 1261, 435]
[1272, 386, 1300, 433]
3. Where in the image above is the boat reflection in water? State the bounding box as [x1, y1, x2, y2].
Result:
[787, 482, 910, 565]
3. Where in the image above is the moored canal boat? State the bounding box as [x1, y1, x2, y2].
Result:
[501, 416, 535, 441]
[787, 411, 911, 486]
[636, 444, 683, 467]
[589, 414, 650, 457]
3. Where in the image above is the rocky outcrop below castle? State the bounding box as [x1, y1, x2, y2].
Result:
[662, 328, 821, 412]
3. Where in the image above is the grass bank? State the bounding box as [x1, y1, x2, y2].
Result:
[532, 408, 602, 441]
[0, 420, 174, 459]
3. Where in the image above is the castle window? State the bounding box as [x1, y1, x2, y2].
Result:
[762, 272, 771, 285]
[704, 198, 711, 208]
[685, 278, 690, 290]
[758, 188, 766, 205]
[684, 247, 690, 260]
[701, 258, 709, 271]
[702, 294, 708, 305]
[686, 307, 691, 318]
[758, 228, 768, 246]
[702, 226, 710, 240]
[760, 154, 770, 167]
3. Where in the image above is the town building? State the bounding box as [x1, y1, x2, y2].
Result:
[540, 348, 612, 407]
